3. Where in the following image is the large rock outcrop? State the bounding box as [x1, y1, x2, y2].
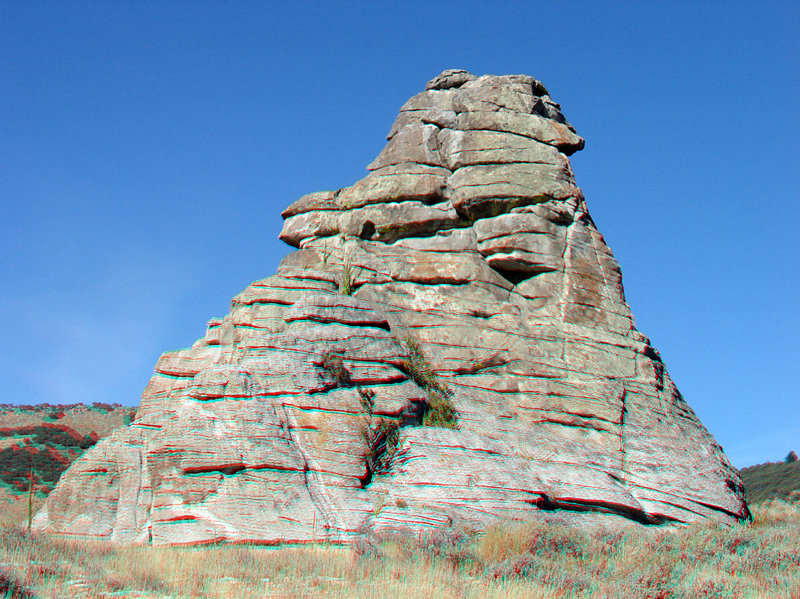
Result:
[33, 70, 749, 545]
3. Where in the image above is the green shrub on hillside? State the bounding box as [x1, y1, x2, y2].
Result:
[740, 458, 800, 503]
[0, 446, 70, 490]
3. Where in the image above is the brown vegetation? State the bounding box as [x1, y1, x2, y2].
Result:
[1, 498, 798, 598]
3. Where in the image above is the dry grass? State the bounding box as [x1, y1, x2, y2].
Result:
[1, 500, 798, 598]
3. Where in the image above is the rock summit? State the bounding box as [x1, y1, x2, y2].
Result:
[34, 70, 749, 545]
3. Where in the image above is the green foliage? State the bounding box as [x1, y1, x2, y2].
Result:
[399, 336, 458, 430]
[0, 426, 95, 449]
[373, 420, 400, 472]
[122, 409, 137, 426]
[400, 337, 447, 396]
[422, 395, 459, 429]
[786, 451, 798, 463]
[320, 352, 350, 387]
[0, 424, 98, 496]
[740, 459, 800, 503]
[338, 254, 354, 295]
[358, 387, 400, 475]
[0, 446, 70, 489]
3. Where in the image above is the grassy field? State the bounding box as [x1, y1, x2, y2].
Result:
[1, 497, 798, 599]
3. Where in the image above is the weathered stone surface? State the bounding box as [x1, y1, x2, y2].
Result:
[35, 70, 749, 547]
[281, 190, 341, 219]
[438, 129, 569, 170]
[368, 123, 443, 170]
[336, 163, 451, 210]
[425, 68, 477, 91]
[336, 200, 467, 243]
[449, 162, 580, 220]
[455, 111, 584, 155]
[474, 213, 567, 273]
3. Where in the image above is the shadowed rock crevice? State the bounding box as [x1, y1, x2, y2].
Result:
[489, 266, 538, 286]
[33, 70, 748, 546]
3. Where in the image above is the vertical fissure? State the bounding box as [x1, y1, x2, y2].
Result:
[275, 402, 338, 540]
[619, 384, 630, 487]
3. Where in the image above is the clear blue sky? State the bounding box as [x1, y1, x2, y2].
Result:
[1, 1, 797, 468]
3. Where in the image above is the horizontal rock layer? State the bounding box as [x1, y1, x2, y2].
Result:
[35, 70, 748, 546]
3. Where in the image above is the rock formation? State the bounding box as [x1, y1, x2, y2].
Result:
[33, 70, 749, 545]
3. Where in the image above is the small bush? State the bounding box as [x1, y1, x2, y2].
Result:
[358, 387, 400, 474]
[422, 395, 459, 428]
[358, 387, 375, 416]
[373, 420, 400, 472]
[0, 571, 34, 599]
[320, 352, 350, 387]
[123, 409, 137, 425]
[399, 336, 458, 430]
[399, 337, 446, 394]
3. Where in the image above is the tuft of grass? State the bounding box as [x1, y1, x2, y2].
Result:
[399, 336, 458, 430]
[338, 253, 354, 295]
[751, 493, 800, 527]
[477, 521, 538, 564]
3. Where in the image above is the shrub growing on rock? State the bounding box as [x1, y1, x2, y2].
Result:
[320, 351, 350, 387]
[399, 337, 458, 430]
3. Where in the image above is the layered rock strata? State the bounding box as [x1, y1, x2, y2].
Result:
[34, 70, 749, 545]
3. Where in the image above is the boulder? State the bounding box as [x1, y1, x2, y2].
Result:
[34, 71, 749, 546]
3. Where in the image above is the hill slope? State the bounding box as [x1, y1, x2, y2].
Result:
[0, 403, 135, 502]
[739, 456, 800, 503]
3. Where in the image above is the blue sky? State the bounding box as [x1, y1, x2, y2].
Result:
[1, 1, 797, 468]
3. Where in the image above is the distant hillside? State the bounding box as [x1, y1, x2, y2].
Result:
[0, 403, 136, 501]
[739, 454, 800, 504]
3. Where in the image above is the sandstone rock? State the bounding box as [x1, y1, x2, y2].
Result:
[336, 163, 451, 210]
[425, 68, 477, 90]
[455, 110, 584, 155]
[438, 129, 569, 170]
[368, 123, 443, 170]
[35, 70, 749, 546]
[449, 162, 580, 220]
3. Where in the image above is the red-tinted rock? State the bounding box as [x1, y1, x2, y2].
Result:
[34, 71, 749, 546]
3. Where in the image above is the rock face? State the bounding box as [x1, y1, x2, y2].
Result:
[33, 70, 749, 545]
